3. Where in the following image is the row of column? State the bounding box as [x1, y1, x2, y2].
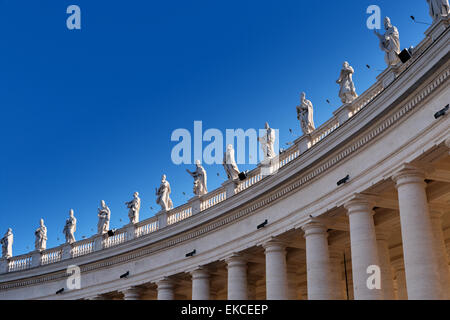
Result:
[115, 165, 449, 300]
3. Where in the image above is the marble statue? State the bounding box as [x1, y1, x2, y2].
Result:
[186, 160, 208, 196]
[296, 92, 315, 135]
[374, 17, 401, 66]
[258, 122, 276, 161]
[223, 144, 240, 180]
[427, 0, 450, 22]
[156, 175, 174, 211]
[125, 192, 141, 224]
[1, 228, 13, 259]
[336, 61, 358, 104]
[35, 219, 47, 252]
[63, 209, 77, 244]
[97, 200, 111, 235]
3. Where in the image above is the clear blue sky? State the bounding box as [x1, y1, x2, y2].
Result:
[0, 0, 432, 255]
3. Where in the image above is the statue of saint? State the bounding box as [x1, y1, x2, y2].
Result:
[187, 160, 208, 196]
[336, 61, 358, 104]
[258, 122, 276, 161]
[1, 228, 13, 259]
[374, 17, 401, 67]
[297, 92, 315, 135]
[223, 144, 240, 180]
[125, 192, 141, 224]
[156, 175, 174, 211]
[63, 209, 77, 244]
[427, 0, 450, 22]
[97, 200, 111, 235]
[35, 219, 47, 252]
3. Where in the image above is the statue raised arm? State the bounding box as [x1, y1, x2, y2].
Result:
[186, 160, 208, 196]
[374, 17, 401, 66]
[125, 192, 141, 224]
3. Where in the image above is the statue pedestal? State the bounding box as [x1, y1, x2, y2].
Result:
[125, 224, 136, 241]
[190, 196, 202, 215]
[333, 103, 354, 125]
[0, 258, 8, 274]
[296, 134, 312, 155]
[93, 234, 104, 252]
[31, 251, 42, 268]
[62, 243, 73, 260]
[260, 157, 279, 177]
[222, 180, 237, 199]
[425, 16, 450, 42]
[376, 65, 400, 88]
[156, 210, 168, 229]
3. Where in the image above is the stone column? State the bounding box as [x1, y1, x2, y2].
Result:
[157, 278, 174, 300]
[344, 196, 383, 300]
[430, 210, 450, 299]
[392, 260, 408, 300]
[301, 222, 335, 300]
[226, 254, 248, 300]
[393, 166, 442, 299]
[121, 287, 140, 300]
[263, 240, 288, 300]
[329, 246, 346, 300]
[191, 267, 210, 300]
[375, 229, 396, 300]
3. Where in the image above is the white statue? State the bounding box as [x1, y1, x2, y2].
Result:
[125, 192, 141, 224]
[1, 228, 13, 259]
[374, 17, 401, 66]
[35, 219, 47, 252]
[97, 200, 111, 235]
[296, 92, 315, 135]
[336, 61, 358, 104]
[427, 0, 450, 22]
[223, 144, 240, 180]
[63, 209, 77, 244]
[156, 175, 174, 211]
[258, 122, 276, 161]
[186, 160, 208, 196]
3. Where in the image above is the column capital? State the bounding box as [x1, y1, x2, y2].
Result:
[225, 253, 247, 268]
[301, 220, 328, 238]
[344, 194, 375, 215]
[262, 239, 287, 253]
[120, 287, 141, 300]
[190, 267, 209, 280]
[155, 277, 174, 289]
[392, 164, 426, 188]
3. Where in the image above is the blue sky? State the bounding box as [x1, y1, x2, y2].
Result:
[0, 0, 432, 255]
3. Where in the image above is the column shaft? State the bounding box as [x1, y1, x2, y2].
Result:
[345, 197, 383, 300]
[302, 222, 335, 300]
[393, 167, 442, 299]
[375, 230, 396, 300]
[263, 241, 288, 300]
[157, 279, 174, 300]
[226, 254, 248, 300]
[191, 268, 210, 300]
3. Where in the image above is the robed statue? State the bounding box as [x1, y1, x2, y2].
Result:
[63, 209, 77, 244]
[1, 228, 13, 259]
[125, 192, 141, 224]
[187, 160, 208, 196]
[156, 175, 174, 211]
[336, 61, 358, 104]
[374, 17, 401, 66]
[35, 219, 47, 252]
[427, 0, 450, 22]
[258, 122, 276, 161]
[223, 144, 240, 180]
[297, 92, 315, 135]
[97, 200, 111, 235]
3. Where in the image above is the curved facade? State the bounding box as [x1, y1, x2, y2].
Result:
[1, 17, 450, 301]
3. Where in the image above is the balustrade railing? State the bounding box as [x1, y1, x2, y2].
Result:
[103, 229, 128, 249]
[200, 189, 227, 211]
[167, 204, 193, 225]
[41, 248, 62, 265]
[8, 254, 33, 272]
[72, 238, 94, 258]
[136, 218, 159, 237]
